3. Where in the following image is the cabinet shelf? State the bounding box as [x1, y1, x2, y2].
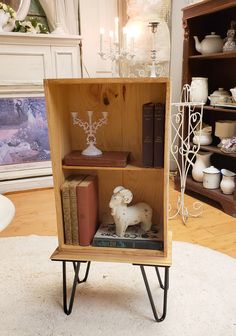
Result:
[50, 230, 172, 266]
[62, 164, 163, 171]
[203, 105, 236, 114]
[181, 0, 236, 217]
[197, 145, 236, 158]
[189, 51, 236, 60]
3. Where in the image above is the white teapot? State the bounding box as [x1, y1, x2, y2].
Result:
[194, 32, 223, 55]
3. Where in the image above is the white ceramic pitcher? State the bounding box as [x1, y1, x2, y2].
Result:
[192, 151, 212, 182]
[220, 169, 235, 195]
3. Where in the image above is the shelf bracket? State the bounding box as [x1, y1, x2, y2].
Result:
[62, 261, 91, 315]
[137, 265, 170, 322]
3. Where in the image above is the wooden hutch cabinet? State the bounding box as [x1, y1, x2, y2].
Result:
[181, 0, 236, 216]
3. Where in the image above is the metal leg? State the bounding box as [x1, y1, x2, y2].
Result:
[73, 261, 91, 283]
[62, 261, 91, 315]
[139, 265, 169, 322]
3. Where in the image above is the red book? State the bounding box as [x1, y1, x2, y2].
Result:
[76, 175, 98, 246]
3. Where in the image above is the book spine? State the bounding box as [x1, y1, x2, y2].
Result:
[92, 239, 163, 250]
[69, 180, 79, 245]
[153, 103, 165, 168]
[142, 103, 154, 167]
[61, 182, 72, 245]
[77, 178, 98, 246]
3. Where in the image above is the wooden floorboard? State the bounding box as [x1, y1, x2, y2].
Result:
[1, 181, 236, 259]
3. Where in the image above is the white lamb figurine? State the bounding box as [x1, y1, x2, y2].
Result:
[109, 186, 153, 237]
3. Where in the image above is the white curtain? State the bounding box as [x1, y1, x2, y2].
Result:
[39, 0, 79, 35]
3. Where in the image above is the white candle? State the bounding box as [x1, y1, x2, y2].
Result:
[109, 30, 114, 52]
[100, 28, 105, 53]
[123, 27, 127, 51]
[115, 17, 119, 44]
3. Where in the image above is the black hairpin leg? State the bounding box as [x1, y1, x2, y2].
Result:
[139, 265, 169, 322]
[62, 261, 91, 315]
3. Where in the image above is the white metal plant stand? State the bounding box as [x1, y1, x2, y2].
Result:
[71, 111, 108, 156]
[169, 84, 204, 224]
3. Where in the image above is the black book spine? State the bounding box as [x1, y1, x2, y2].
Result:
[142, 103, 154, 167]
[154, 103, 165, 168]
[92, 238, 163, 250]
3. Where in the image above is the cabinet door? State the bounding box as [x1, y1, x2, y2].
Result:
[51, 46, 81, 78]
[0, 44, 52, 84]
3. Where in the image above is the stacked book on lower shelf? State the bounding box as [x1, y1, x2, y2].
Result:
[61, 174, 98, 246]
[92, 223, 163, 250]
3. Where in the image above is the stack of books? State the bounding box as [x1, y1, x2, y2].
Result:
[61, 174, 98, 246]
[142, 102, 165, 168]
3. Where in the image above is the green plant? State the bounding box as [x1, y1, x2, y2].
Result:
[0, 2, 16, 19]
[14, 17, 49, 34]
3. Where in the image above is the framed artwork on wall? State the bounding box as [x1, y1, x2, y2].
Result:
[0, 86, 52, 182]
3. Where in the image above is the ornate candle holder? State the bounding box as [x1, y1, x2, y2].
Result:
[169, 84, 204, 224]
[71, 111, 108, 156]
[98, 18, 135, 77]
[148, 21, 162, 78]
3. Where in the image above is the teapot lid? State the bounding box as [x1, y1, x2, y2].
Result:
[211, 88, 230, 96]
[203, 166, 220, 174]
[205, 32, 221, 38]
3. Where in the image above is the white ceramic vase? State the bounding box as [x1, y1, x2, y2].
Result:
[0, 9, 10, 32]
[192, 151, 212, 182]
[190, 77, 208, 103]
[220, 169, 235, 195]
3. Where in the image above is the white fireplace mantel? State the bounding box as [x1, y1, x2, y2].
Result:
[0, 32, 82, 86]
[0, 32, 82, 193]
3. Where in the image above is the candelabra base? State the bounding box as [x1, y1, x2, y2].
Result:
[82, 144, 102, 157]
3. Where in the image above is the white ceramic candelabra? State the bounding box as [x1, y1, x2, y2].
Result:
[98, 18, 135, 77]
[169, 84, 205, 224]
[71, 111, 108, 156]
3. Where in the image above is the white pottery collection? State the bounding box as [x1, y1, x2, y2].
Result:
[220, 169, 236, 195]
[208, 88, 232, 105]
[193, 128, 213, 146]
[190, 77, 208, 103]
[202, 166, 221, 189]
[192, 152, 212, 182]
[193, 32, 224, 55]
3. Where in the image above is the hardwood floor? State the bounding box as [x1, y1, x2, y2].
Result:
[1, 184, 236, 259]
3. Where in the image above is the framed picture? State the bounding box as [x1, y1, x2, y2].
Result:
[0, 85, 52, 181]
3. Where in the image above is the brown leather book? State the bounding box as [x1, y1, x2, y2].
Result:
[61, 180, 72, 245]
[153, 103, 165, 168]
[69, 175, 87, 245]
[76, 175, 98, 246]
[142, 102, 154, 167]
[63, 151, 129, 167]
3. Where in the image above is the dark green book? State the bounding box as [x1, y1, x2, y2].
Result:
[92, 223, 163, 250]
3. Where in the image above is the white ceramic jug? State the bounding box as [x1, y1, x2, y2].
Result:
[192, 151, 212, 182]
[220, 169, 235, 194]
[190, 77, 208, 103]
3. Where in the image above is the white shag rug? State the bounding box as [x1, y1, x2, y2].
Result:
[0, 236, 236, 336]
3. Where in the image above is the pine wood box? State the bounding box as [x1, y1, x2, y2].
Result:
[44, 78, 172, 266]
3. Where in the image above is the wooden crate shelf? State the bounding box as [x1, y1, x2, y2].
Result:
[44, 78, 171, 265]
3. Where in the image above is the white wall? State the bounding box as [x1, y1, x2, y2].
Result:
[79, 0, 117, 77]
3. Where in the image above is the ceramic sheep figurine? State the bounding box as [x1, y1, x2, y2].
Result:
[109, 186, 152, 237]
